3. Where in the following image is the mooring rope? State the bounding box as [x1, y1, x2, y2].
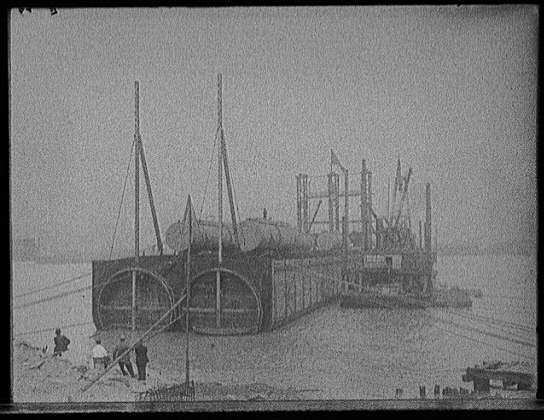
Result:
[13, 272, 92, 299]
[13, 285, 92, 310]
[14, 321, 95, 338]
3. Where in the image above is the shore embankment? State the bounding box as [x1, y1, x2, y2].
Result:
[13, 340, 313, 403]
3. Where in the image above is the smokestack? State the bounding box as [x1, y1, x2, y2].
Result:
[360, 159, 368, 251]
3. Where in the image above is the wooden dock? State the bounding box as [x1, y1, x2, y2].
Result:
[462, 361, 535, 392]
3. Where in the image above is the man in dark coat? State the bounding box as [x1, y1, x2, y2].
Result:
[112, 335, 135, 377]
[134, 340, 149, 381]
[53, 328, 70, 356]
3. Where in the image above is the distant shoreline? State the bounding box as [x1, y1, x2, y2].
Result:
[11, 250, 536, 264]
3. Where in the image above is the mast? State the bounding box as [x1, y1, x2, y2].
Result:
[185, 195, 192, 387]
[216, 74, 223, 329]
[139, 141, 163, 255]
[343, 168, 349, 251]
[221, 127, 240, 248]
[132, 81, 140, 333]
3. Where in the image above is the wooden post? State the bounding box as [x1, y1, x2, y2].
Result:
[343, 169, 349, 249]
[185, 195, 192, 387]
[334, 173, 340, 231]
[296, 175, 302, 232]
[367, 171, 373, 249]
[139, 141, 163, 255]
[284, 259, 288, 319]
[328, 172, 334, 232]
[361, 160, 367, 250]
[132, 81, 140, 333]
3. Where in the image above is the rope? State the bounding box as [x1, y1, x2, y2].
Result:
[14, 321, 95, 338]
[426, 311, 535, 348]
[109, 137, 136, 260]
[80, 291, 188, 393]
[13, 272, 91, 299]
[357, 292, 534, 360]
[198, 127, 218, 221]
[446, 313, 535, 344]
[228, 141, 245, 245]
[13, 285, 92, 310]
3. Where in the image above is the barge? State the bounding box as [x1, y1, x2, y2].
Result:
[92, 76, 447, 336]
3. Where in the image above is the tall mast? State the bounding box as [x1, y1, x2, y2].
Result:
[185, 195, 192, 387]
[139, 140, 163, 255]
[132, 81, 140, 332]
[216, 74, 223, 329]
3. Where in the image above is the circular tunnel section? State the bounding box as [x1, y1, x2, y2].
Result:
[97, 268, 175, 330]
[182, 269, 262, 335]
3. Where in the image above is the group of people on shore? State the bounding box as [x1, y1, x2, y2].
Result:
[52, 328, 149, 381]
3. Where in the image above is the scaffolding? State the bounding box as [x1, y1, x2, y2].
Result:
[296, 158, 374, 251]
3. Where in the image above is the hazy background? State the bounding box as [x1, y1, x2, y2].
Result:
[10, 6, 537, 258]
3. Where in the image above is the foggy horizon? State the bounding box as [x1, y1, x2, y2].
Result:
[10, 6, 537, 256]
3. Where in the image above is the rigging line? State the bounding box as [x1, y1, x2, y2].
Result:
[227, 138, 245, 244]
[109, 137, 136, 260]
[13, 285, 92, 310]
[198, 127, 219, 221]
[14, 268, 162, 310]
[13, 272, 92, 299]
[14, 321, 95, 338]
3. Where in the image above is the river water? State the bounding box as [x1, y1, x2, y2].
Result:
[12, 255, 537, 400]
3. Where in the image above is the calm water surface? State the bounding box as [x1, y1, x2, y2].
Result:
[12, 255, 537, 400]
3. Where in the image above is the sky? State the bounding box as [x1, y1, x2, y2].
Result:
[10, 6, 537, 256]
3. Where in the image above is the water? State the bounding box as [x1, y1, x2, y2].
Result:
[12, 255, 537, 400]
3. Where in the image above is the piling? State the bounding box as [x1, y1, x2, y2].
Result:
[419, 385, 426, 399]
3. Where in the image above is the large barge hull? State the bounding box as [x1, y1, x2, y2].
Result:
[91, 251, 341, 334]
[92, 249, 436, 335]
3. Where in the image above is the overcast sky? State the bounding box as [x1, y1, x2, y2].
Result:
[10, 6, 537, 255]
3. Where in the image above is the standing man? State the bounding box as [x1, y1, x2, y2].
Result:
[112, 335, 135, 377]
[134, 340, 149, 381]
[92, 338, 109, 369]
[53, 328, 70, 356]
